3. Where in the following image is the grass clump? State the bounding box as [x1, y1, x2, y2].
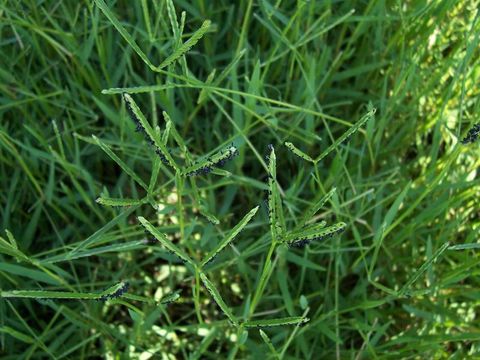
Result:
[0, 0, 479, 358]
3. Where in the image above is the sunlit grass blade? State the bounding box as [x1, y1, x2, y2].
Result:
[284, 142, 314, 163]
[199, 273, 238, 326]
[138, 216, 195, 266]
[243, 316, 309, 328]
[123, 94, 179, 171]
[0, 281, 129, 300]
[315, 103, 376, 163]
[92, 135, 148, 191]
[448, 243, 480, 250]
[398, 242, 450, 296]
[200, 206, 259, 267]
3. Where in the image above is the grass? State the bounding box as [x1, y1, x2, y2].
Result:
[0, 0, 479, 358]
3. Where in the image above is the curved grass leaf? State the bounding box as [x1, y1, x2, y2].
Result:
[315, 103, 376, 163]
[200, 206, 259, 267]
[243, 316, 309, 328]
[138, 216, 195, 266]
[0, 281, 129, 300]
[284, 142, 314, 163]
[199, 273, 238, 326]
[93, 135, 148, 190]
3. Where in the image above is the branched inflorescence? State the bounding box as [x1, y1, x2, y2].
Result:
[461, 123, 480, 145]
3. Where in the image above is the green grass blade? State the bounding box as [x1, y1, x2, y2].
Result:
[93, 135, 148, 191]
[243, 316, 309, 328]
[69, 206, 139, 255]
[93, 0, 155, 70]
[200, 206, 259, 267]
[199, 273, 238, 326]
[138, 216, 195, 266]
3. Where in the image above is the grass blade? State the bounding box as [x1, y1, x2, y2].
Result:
[243, 316, 309, 328]
[93, 0, 155, 70]
[93, 135, 148, 191]
[69, 205, 139, 255]
[200, 206, 259, 267]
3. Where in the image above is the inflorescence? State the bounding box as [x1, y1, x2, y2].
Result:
[461, 123, 480, 145]
[124, 97, 172, 167]
[185, 145, 239, 176]
[287, 225, 346, 248]
[99, 282, 130, 302]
